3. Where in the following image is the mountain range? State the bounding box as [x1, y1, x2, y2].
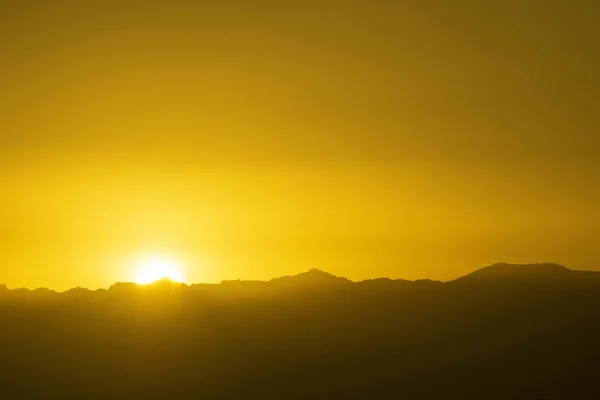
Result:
[2, 262, 600, 399]
[2, 262, 598, 295]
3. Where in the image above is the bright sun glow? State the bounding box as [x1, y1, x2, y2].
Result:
[134, 256, 185, 284]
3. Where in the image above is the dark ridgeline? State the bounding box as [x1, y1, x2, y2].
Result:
[1, 264, 600, 399]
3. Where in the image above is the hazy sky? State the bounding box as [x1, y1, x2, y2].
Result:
[1, 1, 599, 289]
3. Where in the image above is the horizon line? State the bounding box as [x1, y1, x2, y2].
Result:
[1, 262, 596, 293]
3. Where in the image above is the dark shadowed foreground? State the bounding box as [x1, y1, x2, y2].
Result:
[2, 263, 600, 399]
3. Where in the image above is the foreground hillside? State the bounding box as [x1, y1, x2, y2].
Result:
[1, 263, 600, 399]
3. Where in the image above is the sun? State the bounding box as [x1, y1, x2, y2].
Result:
[134, 256, 185, 284]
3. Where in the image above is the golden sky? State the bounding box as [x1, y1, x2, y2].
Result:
[1, 1, 599, 290]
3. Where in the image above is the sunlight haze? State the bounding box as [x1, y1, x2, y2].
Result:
[133, 255, 185, 284]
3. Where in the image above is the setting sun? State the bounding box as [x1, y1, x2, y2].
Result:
[134, 256, 185, 284]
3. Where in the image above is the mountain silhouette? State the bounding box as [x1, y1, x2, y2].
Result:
[269, 268, 352, 286]
[2, 263, 598, 293]
[453, 262, 572, 282]
[2, 263, 600, 399]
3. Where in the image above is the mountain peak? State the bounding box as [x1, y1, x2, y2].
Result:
[147, 277, 185, 285]
[270, 269, 352, 285]
[454, 262, 571, 283]
[489, 262, 570, 272]
[306, 268, 336, 277]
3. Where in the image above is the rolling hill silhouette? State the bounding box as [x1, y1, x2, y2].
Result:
[2, 262, 599, 294]
[453, 262, 572, 281]
[1, 263, 600, 399]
